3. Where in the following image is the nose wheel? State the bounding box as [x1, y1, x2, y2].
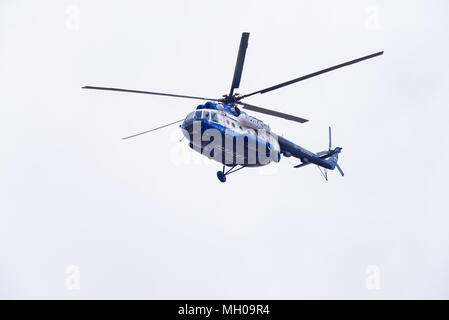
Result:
[216, 171, 227, 183]
[216, 165, 245, 183]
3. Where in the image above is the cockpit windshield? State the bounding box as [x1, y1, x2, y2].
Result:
[189, 110, 222, 124]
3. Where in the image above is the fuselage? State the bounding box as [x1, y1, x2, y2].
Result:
[181, 101, 280, 167]
[180, 101, 339, 170]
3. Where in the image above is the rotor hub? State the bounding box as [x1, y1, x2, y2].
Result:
[220, 94, 240, 105]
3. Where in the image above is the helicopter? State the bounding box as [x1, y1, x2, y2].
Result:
[83, 32, 383, 182]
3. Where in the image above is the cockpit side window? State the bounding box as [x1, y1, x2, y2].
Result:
[203, 111, 210, 120]
[211, 112, 218, 123]
[195, 111, 202, 120]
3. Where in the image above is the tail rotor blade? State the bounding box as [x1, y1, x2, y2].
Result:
[336, 164, 344, 177]
[329, 126, 332, 150]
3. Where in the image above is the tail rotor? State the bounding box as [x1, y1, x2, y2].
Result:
[317, 126, 344, 179]
[328, 126, 344, 177]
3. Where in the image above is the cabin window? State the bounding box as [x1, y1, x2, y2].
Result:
[195, 111, 202, 120]
[231, 122, 235, 128]
[211, 112, 218, 123]
[203, 111, 210, 120]
[226, 119, 230, 125]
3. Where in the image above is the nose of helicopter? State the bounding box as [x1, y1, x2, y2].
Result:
[180, 112, 194, 140]
[181, 116, 192, 131]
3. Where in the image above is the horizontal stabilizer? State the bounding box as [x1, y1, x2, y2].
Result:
[316, 150, 329, 157]
[294, 162, 310, 169]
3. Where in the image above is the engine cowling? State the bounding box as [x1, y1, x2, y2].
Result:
[237, 113, 270, 131]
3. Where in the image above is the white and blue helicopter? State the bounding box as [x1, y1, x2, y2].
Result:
[83, 33, 383, 182]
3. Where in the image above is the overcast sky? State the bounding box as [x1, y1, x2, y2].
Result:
[1, 0, 449, 299]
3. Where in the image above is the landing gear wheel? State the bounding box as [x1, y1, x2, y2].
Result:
[216, 171, 227, 183]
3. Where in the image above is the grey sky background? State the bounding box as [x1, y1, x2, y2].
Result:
[1, 0, 448, 299]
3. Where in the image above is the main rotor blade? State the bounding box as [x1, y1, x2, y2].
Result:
[237, 102, 308, 123]
[229, 32, 250, 96]
[239, 51, 384, 99]
[82, 86, 220, 102]
[122, 119, 184, 140]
